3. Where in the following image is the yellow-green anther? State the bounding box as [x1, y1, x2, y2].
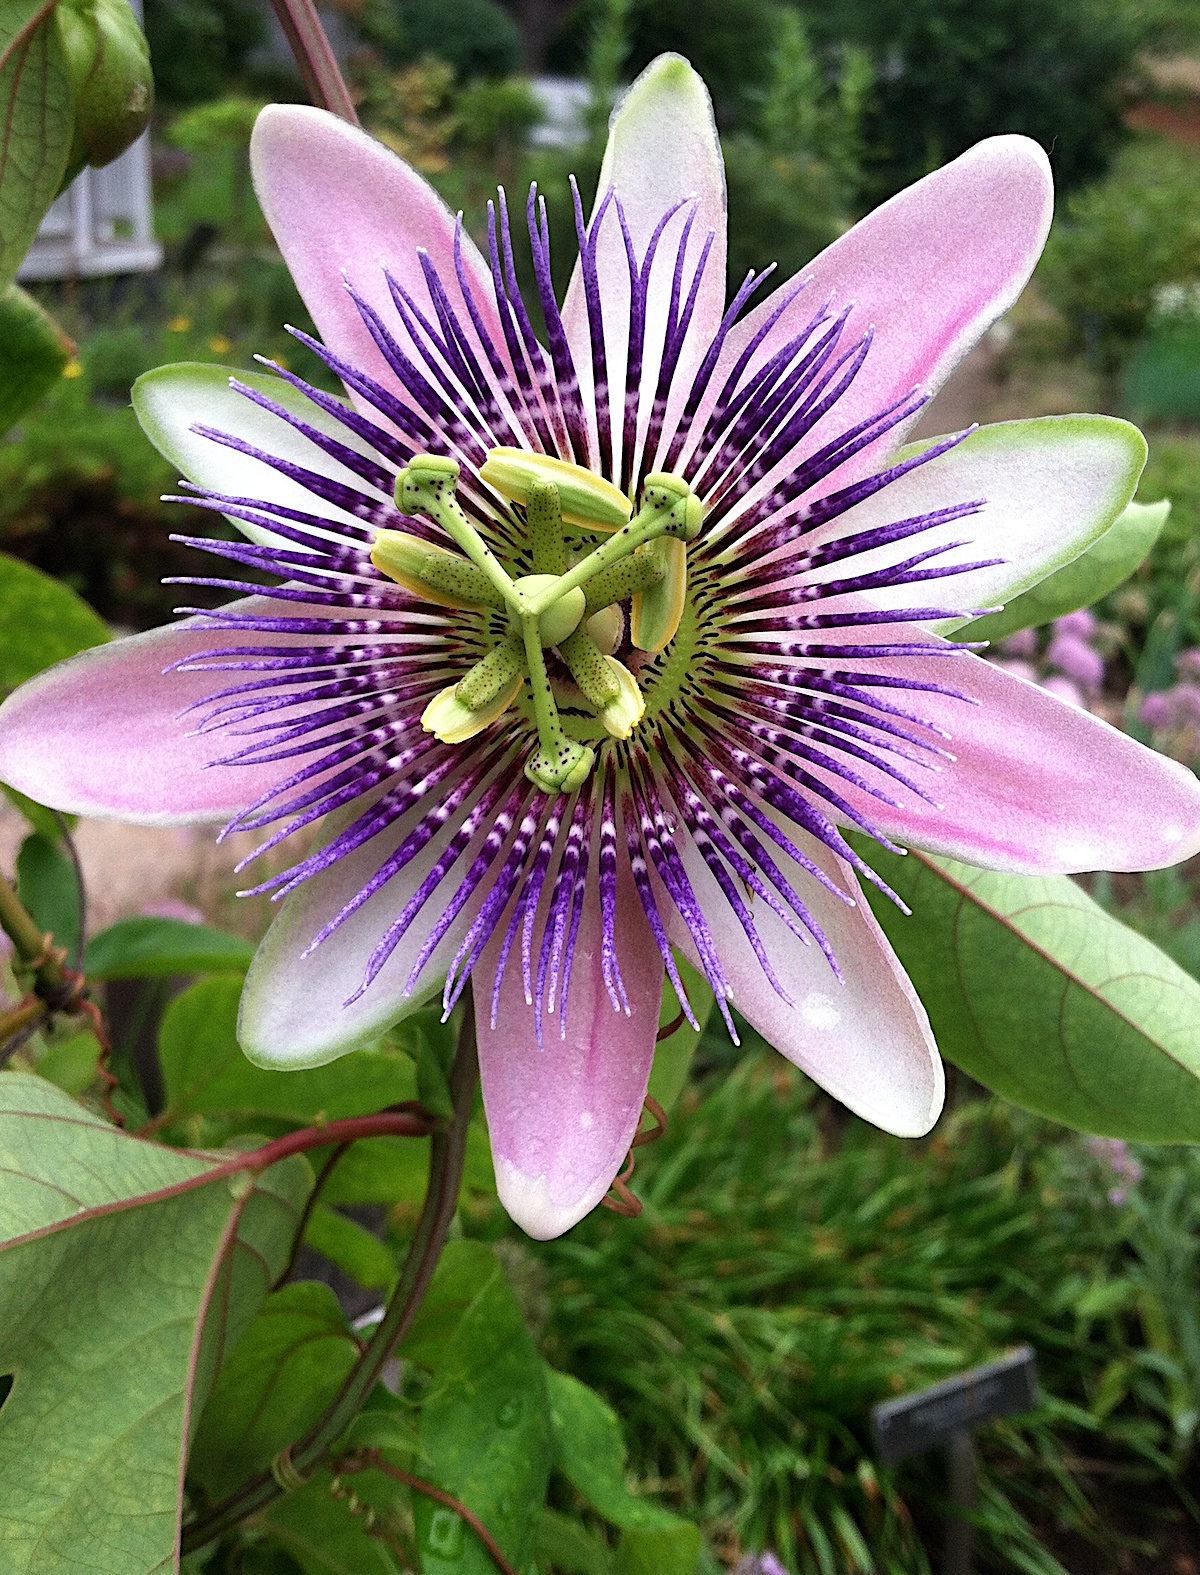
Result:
[586, 604, 623, 655]
[582, 549, 665, 617]
[456, 637, 524, 710]
[513, 574, 586, 647]
[526, 479, 569, 574]
[559, 629, 621, 709]
[371, 530, 505, 610]
[480, 447, 633, 532]
[397, 454, 521, 612]
[595, 657, 645, 739]
[422, 673, 524, 744]
[631, 536, 688, 653]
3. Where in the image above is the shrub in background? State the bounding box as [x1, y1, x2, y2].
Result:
[1038, 139, 1200, 370]
[799, 0, 1147, 201]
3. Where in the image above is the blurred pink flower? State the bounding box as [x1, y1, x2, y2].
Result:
[1055, 608, 1097, 639]
[1085, 1135, 1143, 1206]
[1045, 631, 1105, 693]
[998, 627, 1038, 657]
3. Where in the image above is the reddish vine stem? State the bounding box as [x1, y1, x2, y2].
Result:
[273, 1138, 352, 1290]
[334, 1451, 520, 1575]
[600, 1095, 668, 1217]
[268, 0, 359, 123]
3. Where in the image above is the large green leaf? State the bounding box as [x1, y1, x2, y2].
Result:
[156, 975, 418, 1130]
[614, 1527, 702, 1575]
[0, 551, 109, 695]
[398, 1238, 498, 1368]
[544, 1367, 684, 1533]
[0, 0, 73, 288]
[0, 1073, 309, 1574]
[189, 1283, 359, 1501]
[0, 282, 70, 435]
[863, 846, 1200, 1139]
[534, 1509, 615, 1575]
[414, 1242, 553, 1575]
[960, 498, 1170, 643]
[84, 916, 255, 980]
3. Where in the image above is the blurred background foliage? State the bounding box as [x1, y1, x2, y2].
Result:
[14, 0, 1200, 1568]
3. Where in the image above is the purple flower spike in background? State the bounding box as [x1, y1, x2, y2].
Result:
[3, 54, 1200, 1239]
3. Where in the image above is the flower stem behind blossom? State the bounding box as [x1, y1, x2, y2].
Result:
[268, 0, 358, 125]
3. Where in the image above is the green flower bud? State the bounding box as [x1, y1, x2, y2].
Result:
[56, 0, 153, 176]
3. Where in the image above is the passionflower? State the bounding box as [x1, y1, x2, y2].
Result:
[4, 56, 1200, 1239]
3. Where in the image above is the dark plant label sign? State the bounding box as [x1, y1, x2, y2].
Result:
[871, 1347, 1038, 1465]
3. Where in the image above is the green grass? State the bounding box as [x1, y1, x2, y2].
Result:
[481, 1029, 1200, 1572]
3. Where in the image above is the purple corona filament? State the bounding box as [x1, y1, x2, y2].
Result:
[166, 180, 987, 1043]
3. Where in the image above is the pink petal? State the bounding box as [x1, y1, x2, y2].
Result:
[779, 415, 1145, 634]
[836, 644, 1200, 873]
[682, 135, 1051, 496]
[249, 106, 506, 424]
[239, 794, 477, 1068]
[562, 54, 726, 476]
[666, 823, 943, 1136]
[0, 608, 307, 825]
[476, 861, 664, 1240]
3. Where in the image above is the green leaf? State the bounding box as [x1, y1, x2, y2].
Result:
[0, 283, 70, 434]
[959, 498, 1170, 642]
[544, 1367, 684, 1533]
[156, 975, 418, 1129]
[0, 0, 73, 289]
[83, 915, 255, 979]
[0, 1073, 308, 1574]
[648, 955, 715, 1112]
[303, 1202, 396, 1292]
[321, 1136, 429, 1207]
[0, 551, 109, 695]
[32, 1027, 101, 1095]
[16, 829, 80, 963]
[861, 845, 1200, 1140]
[398, 1238, 499, 1368]
[189, 1282, 360, 1500]
[260, 1469, 404, 1575]
[414, 1243, 553, 1575]
[320, 1121, 495, 1209]
[535, 1508, 616, 1575]
[614, 1526, 702, 1575]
